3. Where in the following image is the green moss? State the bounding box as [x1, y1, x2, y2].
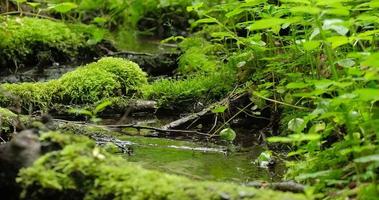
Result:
[0, 107, 18, 133]
[0, 16, 104, 67]
[0, 57, 148, 110]
[17, 132, 306, 200]
[142, 72, 235, 108]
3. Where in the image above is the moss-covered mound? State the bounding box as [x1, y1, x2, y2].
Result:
[142, 72, 235, 109]
[0, 57, 148, 110]
[0, 16, 105, 68]
[17, 132, 306, 200]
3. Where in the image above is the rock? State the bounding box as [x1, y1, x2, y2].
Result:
[0, 130, 41, 199]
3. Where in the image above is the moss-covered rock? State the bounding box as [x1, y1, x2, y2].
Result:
[0, 57, 148, 111]
[17, 132, 307, 200]
[142, 72, 235, 109]
[0, 16, 105, 68]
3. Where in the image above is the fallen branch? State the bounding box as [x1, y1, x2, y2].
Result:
[104, 124, 211, 137]
[161, 107, 213, 130]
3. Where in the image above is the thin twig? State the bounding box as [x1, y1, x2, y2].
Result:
[1, 11, 58, 21]
[253, 93, 309, 110]
[207, 115, 218, 135]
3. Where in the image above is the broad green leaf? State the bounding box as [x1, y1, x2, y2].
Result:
[226, 9, 245, 18]
[212, 105, 228, 113]
[288, 118, 305, 132]
[211, 32, 236, 40]
[290, 6, 321, 15]
[354, 155, 379, 163]
[219, 128, 236, 141]
[327, 36, 349, 49]
[286, 82, 309, 89]
[369, 0, 379, 8]
[193, 17, 219, 27]
[26, 2, 41, 8]
[325, 8, 350, 16]
[94, 100, 112, 114]
[281, 0, 310, 5]
[268, 134, 320, 143]
[337, 59, 355, 67]
[247, 18, 286, 31]
[361, 52, 379, 68]
[303, 40, 321, 51]
[68, 108, 92, 117]
[92, 17, 108, 24]
[353, 89, 379, 102]
[323, 19, 349, 36]
[311, 79, 335, 89]
[49, 2, 78, 13]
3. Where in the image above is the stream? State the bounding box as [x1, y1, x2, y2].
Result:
[1, 34, 286, 184]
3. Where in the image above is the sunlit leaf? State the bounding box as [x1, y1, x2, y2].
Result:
[369, 0, 379, 8]
[219, 128, 236, 141]
[311, 79, 335, 89]
[353, 89, 379, 102]
[288, 118, 305, 132]
[354, 155, 379, 163]
[290, 6, 320, 15]
[49, 2, 78, 13]
[94, 100, 112, 114]
[247, 18, 287, 31]
[303, 40, 321, 51]
[212, 105, 227, 113]
[323, 19, 349, 36]
[327, 36, 349, 49]
[337, 59, 355, 67]
[361, 52, 379, 68]
[286, 82, 309, 89]
[325, 8, 350, 16]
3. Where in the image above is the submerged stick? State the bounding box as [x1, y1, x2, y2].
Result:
[104, 124, 211, 137]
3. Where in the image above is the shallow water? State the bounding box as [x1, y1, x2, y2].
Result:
[108, 131, 285, 184]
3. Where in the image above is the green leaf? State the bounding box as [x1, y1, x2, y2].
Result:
[49, 2, 78, 13]
[268, 134, 320, 143]
[26, 2, 41, 8]
[211, 32, 236, 40]
[361, 52, 379, 68]
[311, 79, 335, 89]
[219, 128, 236, 141]
[337, 59, 356, 67]
[369, 0, 379, 8]
[212, 105, 228, 113]
[288, 118, 305, 132]
[353, 89, 379, 102]
[192, 17, 219, 27]
[94, 100, 112, 114]
[327, 36, 349, 49]
[354, 155, 379, 163]
[303, 40, 321, 51]
[325, 8, 350, 16]
[290, 6, 321, 15]
[286, 82, 309, 89]
[281, 0, 310, 5]
[68, 108, 92, 117]
[247, 18, 287, 31]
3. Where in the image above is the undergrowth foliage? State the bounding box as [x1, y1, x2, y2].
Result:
[182, 0, 379, 198]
